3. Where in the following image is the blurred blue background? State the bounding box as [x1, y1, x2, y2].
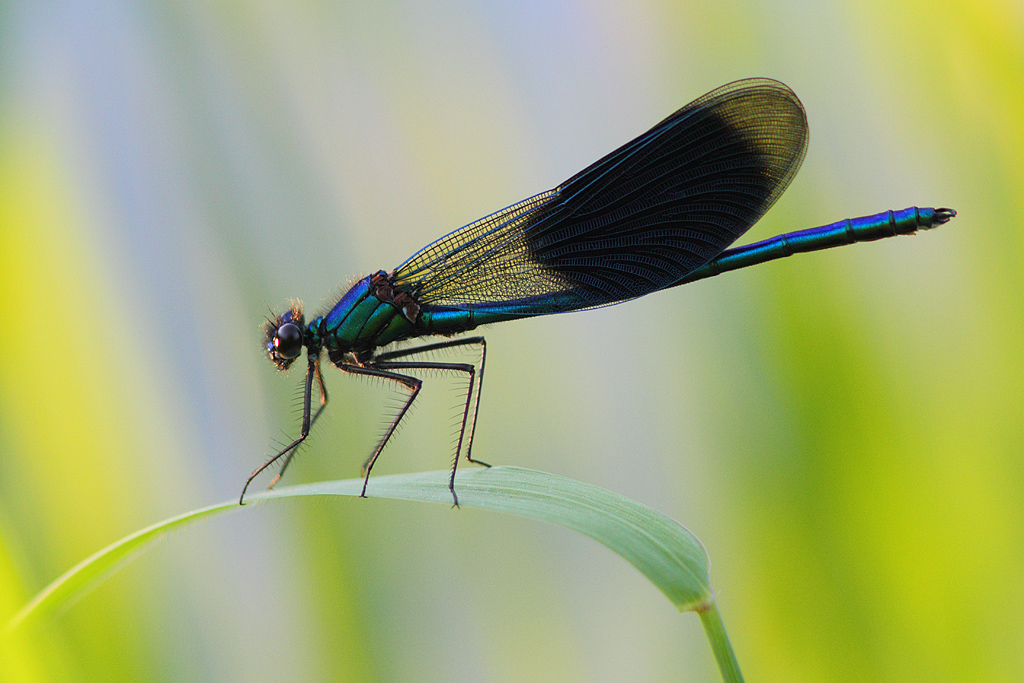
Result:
[1, 1, 1021, 681]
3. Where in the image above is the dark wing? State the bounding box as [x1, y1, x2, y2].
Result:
[392, 78, 808, 313]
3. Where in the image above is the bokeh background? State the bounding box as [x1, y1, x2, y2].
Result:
[0, 1, 1021, 681]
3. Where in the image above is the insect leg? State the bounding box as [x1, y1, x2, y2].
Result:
[337, 364, 422, 498]
[369, 354, 486, 506]
[268, 361, 328, 488]
[240, 356, 324, 505]
[375, 336, 489, 467]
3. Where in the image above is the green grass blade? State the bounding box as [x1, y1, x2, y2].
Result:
[6, 466, 712, 635]
[5, 499, 237, 634]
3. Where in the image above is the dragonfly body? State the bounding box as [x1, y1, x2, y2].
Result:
[241, 78, 954, 505]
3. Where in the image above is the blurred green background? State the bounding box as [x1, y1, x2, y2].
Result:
[0, 0, 1021, 681]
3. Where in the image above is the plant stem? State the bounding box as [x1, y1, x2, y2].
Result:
[698, 600, 744, 683]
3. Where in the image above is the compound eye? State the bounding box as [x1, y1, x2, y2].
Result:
[274, 322, 303, 359]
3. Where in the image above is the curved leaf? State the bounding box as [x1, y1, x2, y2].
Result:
[6, 466, 711, 634]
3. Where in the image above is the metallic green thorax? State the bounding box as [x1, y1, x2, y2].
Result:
[316, 271, 527, 362]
